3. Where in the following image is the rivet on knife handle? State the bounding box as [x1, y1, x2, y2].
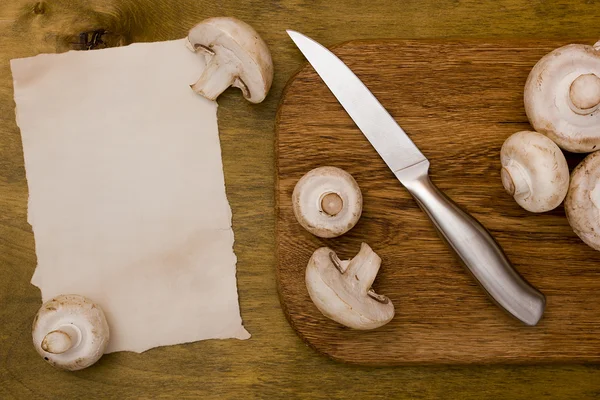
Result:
[397, 160, 546, 326]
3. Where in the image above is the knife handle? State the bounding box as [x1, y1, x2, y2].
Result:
[396, 160, 546, 326]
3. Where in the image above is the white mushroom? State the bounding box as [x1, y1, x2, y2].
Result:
[32, 294, 109, 371]
[524, 40, 600, 152]
[292, 166, 362, 238]
[306, 243, 394, 330]
[565, 151, 600, 251]
[186, 17, 273, 103]
[500, 131, 569, 212]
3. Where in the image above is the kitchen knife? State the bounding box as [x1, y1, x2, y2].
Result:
[287, 30, 546, 326]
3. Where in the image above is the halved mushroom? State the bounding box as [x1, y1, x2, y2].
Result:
[524, 40, 600, 152]
[305, 243, 395, 330]
[500, 131, 570, 212]
[32, 294, 109, 371]
[186, 17, 273, 103]
[292, 166, 362, 238]
[565, 151, 600, 250]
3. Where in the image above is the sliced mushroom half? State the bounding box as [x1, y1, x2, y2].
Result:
[305, 243, 395, 330]
[186, 17, 273, 103]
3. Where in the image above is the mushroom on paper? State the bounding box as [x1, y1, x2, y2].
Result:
[292, 166, 363, 238]
[186, 17, 273, 103]
[565, 151, 600, 251]
[500, 131, 570, 212]
[32, 294, 109, 371]
[305, 243, 395, 330]
[524, 40, 600, 152]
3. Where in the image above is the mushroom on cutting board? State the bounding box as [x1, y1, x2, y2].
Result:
[186, 17, 273, 103]
[305, 243, 394, 330]
[32, 294, 109, 371]
[292, 166, 363, 238]
[500, 131, 570, 212]
[565, 151, 600, 251]
[524, 40, 600, 152]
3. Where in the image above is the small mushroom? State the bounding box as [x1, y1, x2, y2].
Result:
[32, 294, 109, 371]
[524, 40, 600, 152]
[186, 17, 273, 103]
[305, 243, 394, 330]
[565, 151, 600, 251]
[292, 166, 362, 238]
[500, 131, 569, 212]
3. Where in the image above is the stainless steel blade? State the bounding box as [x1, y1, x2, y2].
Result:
[287, 30, 426, 174]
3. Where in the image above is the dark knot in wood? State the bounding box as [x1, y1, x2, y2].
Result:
[73, 29, 109, 50]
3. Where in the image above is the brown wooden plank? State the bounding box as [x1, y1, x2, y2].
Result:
[276, 39, 600, 365]
[2, 0, 600, 397]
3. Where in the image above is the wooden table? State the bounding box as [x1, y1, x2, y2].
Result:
[0, 1, 598, 398]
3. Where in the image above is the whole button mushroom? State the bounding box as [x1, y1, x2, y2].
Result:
[565, 151, 600, 251]
[500, 131, 570, 212]
[186, 17, 273, 103]
[305, 243, 395, 330]
[32, 294, 109, 371]
[292, 166, 363, 238]
[524, 40, 600, 152]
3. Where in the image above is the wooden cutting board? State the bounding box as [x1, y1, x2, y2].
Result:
[276, 39, 600, 365]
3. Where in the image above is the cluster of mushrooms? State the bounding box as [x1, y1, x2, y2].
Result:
[32, 16, 273, 371]
[292, 167, 395, 330]
[501, 39, 600, 250]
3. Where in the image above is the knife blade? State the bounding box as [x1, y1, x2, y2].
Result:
[288, 30, 546, 326]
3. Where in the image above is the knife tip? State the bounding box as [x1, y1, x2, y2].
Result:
[286, 30, 301, 40]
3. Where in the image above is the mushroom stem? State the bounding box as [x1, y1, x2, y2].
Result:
[191, 56, 239, 101]
[569, 73, 600, 115]
[320, 192, 343, 216]
[501, 162, 531, 198]
[346, 243, 381, 292]
[594, 40, 600, 51]
[41, 325, 81, 354]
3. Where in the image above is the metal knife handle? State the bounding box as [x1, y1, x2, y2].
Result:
[397, 161, 546, 326]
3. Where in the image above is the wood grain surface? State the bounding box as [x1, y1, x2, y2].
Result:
[1, 0, 600, 398]
[276, 39, 600, 365]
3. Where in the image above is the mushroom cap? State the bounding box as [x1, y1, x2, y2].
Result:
[524, 42, 600, 152]
[565, 150, 600, 251]
[500, 131, 569, 212]
[305, 243, 395, 330]
[32, 294, 109, 371]
[187, 17, 273, 103]
[292, 166, 363, 238]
